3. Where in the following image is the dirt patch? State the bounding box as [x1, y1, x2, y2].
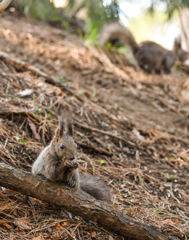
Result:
[0, 11, 189, 240]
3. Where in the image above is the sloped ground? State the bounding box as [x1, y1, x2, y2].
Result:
[0, 11, 189, 240]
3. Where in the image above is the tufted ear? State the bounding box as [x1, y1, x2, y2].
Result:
[54, 119, 65, 139]
[59, 119, 65, 136]
[173, 36, 181, 51]
[67, 117, 73, 136]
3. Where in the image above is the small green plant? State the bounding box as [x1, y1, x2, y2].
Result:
[99, 159, 105, 166]
[78, 89, 86, 96]
[68, 83, 74, 88]
[78, 133, 85, 138]
[152, 207, 161, 217]
[106, 42, 112, 49]
[163, 173, 175, 181]
[62, 21, 70, 30]
[47, 114, 52, 120]
[19, 137, 27, 143]
[84, 28, 99, 44]
[78, 28, 84, 39]
[59, 75, 66, 83]
[35, 106, 41, 114]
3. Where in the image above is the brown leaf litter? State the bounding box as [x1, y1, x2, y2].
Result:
[0, 10, 189, 240]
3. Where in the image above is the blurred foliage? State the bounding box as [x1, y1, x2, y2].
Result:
[67, 0, 119, 40]
[11, 0, 189, 44]
[129, 11, 169, 43]
[14, 0, 67, 26]
[148, 0, 189, 19]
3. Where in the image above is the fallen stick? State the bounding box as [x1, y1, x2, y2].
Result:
[0, 162, 170, 240]
[0, 110, 41, 123]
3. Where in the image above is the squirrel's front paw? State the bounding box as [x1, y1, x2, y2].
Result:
[64, 160, 73, 168]
[68, 179, 77, 187]
[72, 162, 79, 169]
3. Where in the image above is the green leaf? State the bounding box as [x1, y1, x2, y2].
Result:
[47, 114, 52, 120]
[68, 83, 74, 88]
[35, 106, 41, 114]
[78, 133, 85, 138]
[78, 89, 86, 96]
[99, 159, 105, 166]
[59, 75, 66, 83]
[20, 138, 27, 143]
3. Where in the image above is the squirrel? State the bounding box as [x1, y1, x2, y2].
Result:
[99, 22, 188, 73]
[32, 117, 112, 203]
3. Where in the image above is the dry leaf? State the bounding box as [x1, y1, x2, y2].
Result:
[3, 223, 12, 230]
[0, 219, 8, 224]
[109, 236, 114, 240]
[28, 119, 41, 140]
[16, 89, 33, 97]
[32, 237, 43, 240]
[55, 222, 63, 230]
[91, 231, 96, 238]
[13, 218, 32, 230]
[163, 219, 174, 225]
[62, 222, 68, 227]
[15, 226, 23, 232]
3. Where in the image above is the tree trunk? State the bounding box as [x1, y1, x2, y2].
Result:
[0, 162, 170, 240]
[180, 8, 189, 52]
[0, 0, 12, 12]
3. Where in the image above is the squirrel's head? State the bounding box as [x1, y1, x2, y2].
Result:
[174, 36, 188, 62]
[51, 118, 77, 161]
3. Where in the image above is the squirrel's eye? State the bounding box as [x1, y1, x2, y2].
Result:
[60, 145, 64, 150]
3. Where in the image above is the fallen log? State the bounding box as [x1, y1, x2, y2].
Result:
[0, 162, 171, 240]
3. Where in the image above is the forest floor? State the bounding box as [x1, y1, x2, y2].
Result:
[0, 11, 189, 240]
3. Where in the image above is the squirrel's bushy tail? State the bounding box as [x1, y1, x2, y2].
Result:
[99, 22, 139, 55]
[80, 174, 112, 203]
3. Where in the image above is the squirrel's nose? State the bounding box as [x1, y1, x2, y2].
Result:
[69, 156, 75, 160]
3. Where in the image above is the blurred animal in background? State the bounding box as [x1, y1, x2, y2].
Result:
[0, 0, 12, 13]
[99, 22, 188, 74]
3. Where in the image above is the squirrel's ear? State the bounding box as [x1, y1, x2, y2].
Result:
[174, 36, 181, 51]
[67, 118, 73, 136]
[54, 119, 64, 138]
[59, 119, 65, 136]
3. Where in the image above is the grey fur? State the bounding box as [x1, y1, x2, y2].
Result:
[32, 119, 111, 203]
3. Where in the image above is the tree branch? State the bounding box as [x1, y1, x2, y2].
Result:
[0, 162, 170, 240]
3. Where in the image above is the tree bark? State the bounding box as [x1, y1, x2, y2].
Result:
[180, 8, 189, 52]
[0, 162, 170, 240]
